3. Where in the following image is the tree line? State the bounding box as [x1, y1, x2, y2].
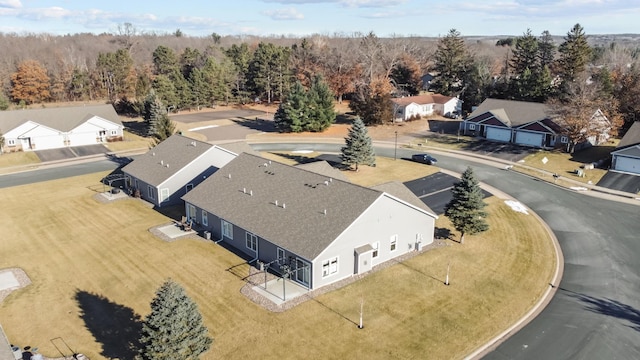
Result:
[2, 24, 640, 139]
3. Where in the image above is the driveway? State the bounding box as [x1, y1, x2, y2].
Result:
[403, 171, 491, 215]
[596, 171, 640, 194]
[34, 144, 109, 162]
[171, 109, 265, 123]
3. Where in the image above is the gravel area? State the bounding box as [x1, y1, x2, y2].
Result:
[0, 267, 31, 303]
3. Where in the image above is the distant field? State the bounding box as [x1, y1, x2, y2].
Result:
[0, 161, 556, 359]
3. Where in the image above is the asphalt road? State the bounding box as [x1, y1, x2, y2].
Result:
[3, 142, 640, 359]
[254, 142, 640, 360]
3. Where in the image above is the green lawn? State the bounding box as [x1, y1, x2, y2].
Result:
[0, 159, 556, 359]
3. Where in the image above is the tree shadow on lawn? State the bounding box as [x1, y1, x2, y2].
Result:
[75, 290, 143, 360]
[561, 287, 640, 331]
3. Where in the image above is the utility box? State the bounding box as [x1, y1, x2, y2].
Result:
[204, 231, 211, 240]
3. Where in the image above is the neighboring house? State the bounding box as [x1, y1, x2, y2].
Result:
[460, 98, 611, 150]
[421, 73, 435, 91]
[611, 121, 640, 175]
[121, 134, 239, 208]
[0, 104, 123, 152]
[392, 94, 461, 121]
[182, 153, 438, 290]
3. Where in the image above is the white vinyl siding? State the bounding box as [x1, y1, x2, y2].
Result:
[160, 188, 169, 202]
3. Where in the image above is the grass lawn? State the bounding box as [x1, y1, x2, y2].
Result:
[0, 158, 556, 359]
[0, 151, 40, 172]
[103, 130, 152, 152]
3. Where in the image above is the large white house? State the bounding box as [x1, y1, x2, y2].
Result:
[0, 104, 123, 152]
[392, 94, 461, 121]
[182, 153, 438, 290]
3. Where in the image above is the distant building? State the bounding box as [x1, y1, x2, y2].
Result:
[391, 94, 461, 121]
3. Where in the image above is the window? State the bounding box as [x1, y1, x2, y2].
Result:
[277, 248, 285, 264]
[322, 257, 339, 277]
[372, 242, 379, 258]
[187, 204, 196, 221]
[202, 211, 208, 226]
[147, 185, 155, 200]
[7, 139, 15, 146]
[160, 188, 169, 202]
[246, 232, 257, 252]
[185, 183, 193, 193]
[469, 123, 476, 131]
[222, 220, 233, 239]
[390, 235, 398, 252]
[110, 129, 117, 136]
[560, 136, 569, 144]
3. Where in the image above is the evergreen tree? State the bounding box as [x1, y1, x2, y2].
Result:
[152, 113, 176, 144]
[274, 81, 308, 133]
[138, 279, 212, 360]
[306, 74, 336, 132]
[444, 167, 489, 244]
[431, 29, 471, 96]
[557, 24, 592, 84]
[0, 93, 9, 110]
[341, 117, 376, 171]
[538, 30, 556, 68]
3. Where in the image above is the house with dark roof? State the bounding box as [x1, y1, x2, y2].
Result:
[392, 94, 461, 121]
[461, 98, 611, 150]
[0, 104, 123, 152]
[181, 153, 438, 290]
[121, 134, 239, 208]
[611, 122, 640, 175]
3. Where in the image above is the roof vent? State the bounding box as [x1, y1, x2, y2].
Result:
[165, 163, 169, 168]
[263, 162, 269, 167]
[243, 187, 246, 194]
[227, 174, 231, 179]
[282, 203, 286, 209]
[152, 152, 155, 156]
[160, 160, 164, 165]
[249, 190, 253, 196]
[275, 200, 278, 206]
[323, 209, 327, 215]
[191, 141, 197, 147]
[324, 181, 329, 186]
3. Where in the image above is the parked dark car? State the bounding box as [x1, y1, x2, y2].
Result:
[411, 154, 438, 165]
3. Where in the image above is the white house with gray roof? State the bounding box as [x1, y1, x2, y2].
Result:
[121, 134, 239, 208]
[182, 153, 438, 290]
[0, 104, 123, 152]
[611, 121, 640, 175]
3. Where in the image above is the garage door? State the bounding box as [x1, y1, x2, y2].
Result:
[486, 127, 511, 142]
[68, 132, 98, 147]
[515, 131, 544, 147]
[614, 155, 640, 174]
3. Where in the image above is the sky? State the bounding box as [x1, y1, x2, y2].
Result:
[0, 0, 638, 38]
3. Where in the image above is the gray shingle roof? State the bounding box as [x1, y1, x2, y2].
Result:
[613, 144, 640, 158]
[0, 104, 122, 132]
[468, 99, 552, 127]
[182, 153, 385, 260]
[215, 141, 259, 156]
[122, 134, 216, 187]
[295, 160, 351, 182]
[371, 181, 436, 216]
[617, 122, 640, 149]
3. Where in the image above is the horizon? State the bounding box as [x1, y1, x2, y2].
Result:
[0, 1, 639, 38]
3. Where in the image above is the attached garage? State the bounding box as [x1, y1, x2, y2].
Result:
[515, 131, 544, 147]
[486, 127, 511, 142]
[612, 145, 640, 175]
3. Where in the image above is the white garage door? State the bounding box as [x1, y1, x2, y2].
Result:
[486, 127, 511, 142]
[614, 155, 640, 174]
[515, 131, 544, 147]
[68, 132, 98, 147]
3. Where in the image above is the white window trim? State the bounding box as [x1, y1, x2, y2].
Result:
[560, 136, 569, 144]
[147, 185, 156, 200]
[110, 129, 117, 136]
[469, 123, 476, 130]
[322, 256, 339, 278]
[7, 139, 16, 146]
[246, 232, 257, 252]
[222, 220, 233, 239]
[185, 183, 194, 193]
[202, 211, 208, 226]
[372, 242, 379, 258]
[160, 188, 169, 202]
[390, 235, 398, 252]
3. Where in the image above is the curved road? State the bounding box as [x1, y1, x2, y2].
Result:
[2, 143, 640, 359]
[254, 143, 640, 360]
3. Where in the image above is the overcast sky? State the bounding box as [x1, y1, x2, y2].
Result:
[0, 0, 638, 37]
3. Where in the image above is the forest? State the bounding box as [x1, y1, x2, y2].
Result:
[1, 23, 640, 138]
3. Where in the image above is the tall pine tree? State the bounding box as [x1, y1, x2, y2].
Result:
[341, 117, 376, 171]
[557, 24, 592, 85]
[138, 279, 213, 360]
[307, 74, 336, 132]
[431, 29, 471, 96]
[444, 167, 489, 244]
[274, 81, 308, 132]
